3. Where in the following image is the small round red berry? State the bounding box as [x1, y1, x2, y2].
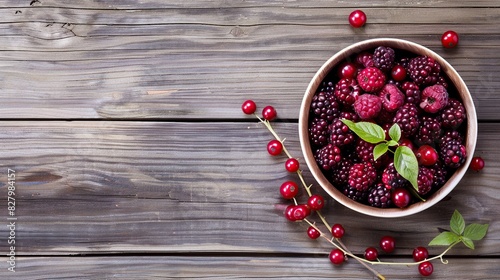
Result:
[241, 100, 257, 114]
[292, 204, 311, 220]
[399, 138, 415, 151]
[267, 139, 283, 156]
[348, 10, 366, 28]
[418, 261, 434, 276]
[284, 205, 296, 221]
[379, 236, 396, 253]
[413, 246, 429, 262]
[391, 65, 407, 82]
[392, 188, 411, 208]
[307, 226, 321, 239]
[285, 158, 300, 172]
[441, 30, 459, 48]
[338, 62, 357, 79]
[416, 145, 439, 166]
[470, 156, 485, 171]
[280, 181, 299, 199]
[331, 224, 345, 239]
[262, 105, 277, 121]
[364, 247, 378, 261]
[307, 194, 325, 211]
[329, 249, 345, 265]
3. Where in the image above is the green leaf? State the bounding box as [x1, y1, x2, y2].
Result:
[461, 237, 475, 250]
[450, 210, 466, 235]
[387, 140, 399, 147]
[389, 123, 401, 142]
[394, 146, 419, 191]
[463, 223, 489, 240]
[341, 119, 386, 144]
[429, 231, 460, 246]
[373, 143, 389, 161]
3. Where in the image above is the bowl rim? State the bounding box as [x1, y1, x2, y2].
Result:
[299, 38, 478, 218]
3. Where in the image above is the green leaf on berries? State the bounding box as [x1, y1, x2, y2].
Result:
[341, 119, 386, 144]
[463, 223, 489, 240]
[373, 143, 389, 161]
[429, 231, 460, 246]
[394, 146, 419, 191]
[389, 123, 401, 142]
[387, 140, 399, 147]
[450, 210, 466, 235]
[461, 237, 475, 250]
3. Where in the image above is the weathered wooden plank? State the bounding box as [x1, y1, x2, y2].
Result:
[0, 121, 497, 256]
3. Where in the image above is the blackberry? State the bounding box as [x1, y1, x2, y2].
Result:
[355, 138, 387, 169]
[408, 56, 441, 86]
[368, 183, 392, 208]
[439, 139, 467, 169]
[438, 130, 464, 147]
[373, 46, 395, 72]
[393, 103, 421, 137]
[376, 108, 396, 125]
[398, 57, 411, 70]
[439, 98, 466, 129]
[417, 167, 435, 195]
[331, 159, 353, 186]
[309, 118, 329, 147]
[310, 91, 340, 122]
[329, 118, 355, 147]
[436, 76, 449, 89]
[342, 184, 369, 203]
[401, 81, 421, 105]
[339, 111, 360, 122]
[415, 116, 442, 145]
[430, 162, 448, 189]
[319, 81, 336, 93]
[381, 162, 408, 189]
[348, 162, 377, 191]
[334, 78, 362, 106]
[314, 144, 342, 171]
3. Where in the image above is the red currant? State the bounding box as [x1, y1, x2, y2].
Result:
[338, 62, 357, 79]
[280, 181, 299, 199]
[307, 194, 325, 211]
[416, 145, 439, 166]
[364, 247, 378, 261]
[331, 224, 345, 239]
[379, 236, 395, 253]
[470, 156, 485, 171]
[285, 158, 300, 172]
[241, 100, 256, 114]
[441, 30, 459, 48]
[284, 205, 296, 221]
[392, 188, 411, 208]
[329, 249, 345, 265]
[292, 204, 311, 220]
[262, 105, 277, 121]
[413, 246, 429, 262]
[418, 261, 434, 276]
[348, 10, 366, 28]
[391, 65, 407, 82]
[307, 226, 321, 239]
[267, 139, 283, 156]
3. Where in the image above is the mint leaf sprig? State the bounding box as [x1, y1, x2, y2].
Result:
[342, 119, 419, 191]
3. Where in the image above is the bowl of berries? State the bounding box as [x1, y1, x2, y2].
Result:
[299, 38, 477, 218]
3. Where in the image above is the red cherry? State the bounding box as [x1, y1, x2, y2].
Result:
[364, 247, 378, 261]
[441, 30, 459, 48]
[331, 224, 345, 239]
[307, 226, 321, 239]
[329, 249, 345, 265]
[267, 139, 283, 156]
[338, 62, 358, 79]
[418, 261, 434, 276]
[285, 158, 300, 172]
[307, 194, 325, 211]
[413, 246, 429, 262]
[262, 105, 277, 121]
[470, 156, 485, 171]
[399, 138, 415, 151]
[416, 145, 439, 166]
[391, 188, 411, 208]
[280, 181, 299, 199]
[348, 10, 366, 28]
[391, 65, 407, 82]
[292, 204, 311, 220]
[284, 205, 296, 221]
[379, 236, 396, 253]
[241, 100, 257, 114]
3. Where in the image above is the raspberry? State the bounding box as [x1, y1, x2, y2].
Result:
[356, 52, 374, 68]
[310, 91, 340, 122]
[417, 167, 435, 195]
[342, 184, 369, 203]
[329, 118, 355, 147]
[381, 162, 408, 189]
[368, 183, 392, 208]
[439, 98, 466, 129]
[348, 162, 377, 191]
[354, 94, 382, 120]
[439, 139, 467, 169]
[309, 118, 329, 147]
[314, 144, 342, 171]
[415, 116, 442, 145]
[334, 78, 362, 106]
[357, 67, 386, 93]
[420, 85, 449, 113]
[331, 159, 353, 186]
[373, 46, 396, 72]
[379, 84, 405, 112]
[408, 56, 441, 86]
[401, 81, 421, 105]
[393, 103, 421, 137]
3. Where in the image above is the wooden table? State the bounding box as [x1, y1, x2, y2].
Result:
[1, 1, 499, 279]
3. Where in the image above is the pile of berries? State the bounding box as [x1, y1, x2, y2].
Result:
[308, 46, 469, 208]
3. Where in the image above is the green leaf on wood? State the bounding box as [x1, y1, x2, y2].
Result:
[429, 231, 460, 246]
[341, 119, 386, 144]
[373, 143, 389, 161]
[463, 223, 489, 240]
[450, 210, 466, 235]
[461, 237, 475, 250]
[394, 146, 419, 191]
[388, 123, 401, 142]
